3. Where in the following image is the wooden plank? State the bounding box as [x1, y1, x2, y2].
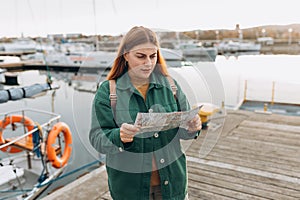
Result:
[240, 120, 300, 134]
[229, 125, 300, 145]
[188, 165, 300, 199]
[220, 135, 299, 155]
[5, 137, 33, 151]
[188, 179, 269, 200]
[195, 135, 300, 166]
[188, 161, 300, 198]
[228, 129, 300, 147]
[187, 135, 300, 167]
[0, 51, 36, 56]
[189, 136, 300, 161]
[246, 112, 300, 126]
[0, 62, 24, 68]
[188, 185, 237, 200]
[218, 111, 251, 137]
[187, 141, 300, 181]
[187, 156, 300, 185]
[189, 173, 295, 200]
[205, 147, 300, 172]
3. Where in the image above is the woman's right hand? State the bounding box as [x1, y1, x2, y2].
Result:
[120, 123, 140, 143]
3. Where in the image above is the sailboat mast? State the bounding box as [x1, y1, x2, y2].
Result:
[93, 0, 99, 51]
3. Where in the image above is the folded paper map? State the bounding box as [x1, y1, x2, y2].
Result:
[134, 105, 202, 133]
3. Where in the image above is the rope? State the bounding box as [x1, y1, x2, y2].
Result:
[37, 159, 102, 188]
[0, 189, 32, 193]
[43, 50, 53, 87]
[0, 189, 32, 200]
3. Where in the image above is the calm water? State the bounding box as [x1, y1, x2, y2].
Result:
[215, 54, 300, 107]
[1, 54, 299, 196]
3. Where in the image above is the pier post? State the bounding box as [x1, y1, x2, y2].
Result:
[243, 80, 247, 102]
[264, 103, 268, 112]
[271, 81, 275, 105]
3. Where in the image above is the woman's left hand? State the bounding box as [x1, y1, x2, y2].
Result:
[187, 114, 202, 133]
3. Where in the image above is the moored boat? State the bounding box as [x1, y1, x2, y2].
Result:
[178, 42, 218, 62]
[217, 40, 261, 55]
[0, 108, 73, 200]
[160, 41, 218, 62]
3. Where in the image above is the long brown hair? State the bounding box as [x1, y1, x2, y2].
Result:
[107, 26, 168, 80]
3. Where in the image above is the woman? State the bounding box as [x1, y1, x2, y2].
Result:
[89, 26, 201, 200]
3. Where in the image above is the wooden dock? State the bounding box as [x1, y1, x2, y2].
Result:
[42, 109, 300, 200]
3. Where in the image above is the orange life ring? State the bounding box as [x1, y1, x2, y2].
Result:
[0, 115, 35, 153]
[47, 122, 72, 168]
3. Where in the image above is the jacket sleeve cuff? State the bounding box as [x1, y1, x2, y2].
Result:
[111, 128, 125, 152]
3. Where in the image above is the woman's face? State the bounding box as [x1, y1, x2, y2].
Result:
[124, 42, 158, 82]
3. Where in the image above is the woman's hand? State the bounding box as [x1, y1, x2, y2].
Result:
[187, 114, 202, 133]
[120, 123, 140, 143]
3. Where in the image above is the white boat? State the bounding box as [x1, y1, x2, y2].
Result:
[21, 50, 116, 69]
[69, 48, 193, 69]
[0, 38, 37, 54]
[21, 47, 190, 72]
[217, 40, 261, 54]
[178, 42, 218, 62]
[160, 48, 193, 68]
[161, 41, 218, 62]
[59, 42, 94, 53]
[0, 56, 21, 64]
[0, 108, 73, 200]
[67, 51, 116, 68]
[21, 52, 74, 66]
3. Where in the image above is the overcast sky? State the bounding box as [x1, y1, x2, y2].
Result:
[1, 0, 299, 37]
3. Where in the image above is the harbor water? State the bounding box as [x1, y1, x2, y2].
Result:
[1, 54, 300, 197]
[215, 54, 300, 109]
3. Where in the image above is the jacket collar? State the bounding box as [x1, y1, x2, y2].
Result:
[116, 70, 168, 91]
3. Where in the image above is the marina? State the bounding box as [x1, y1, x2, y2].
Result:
[1, 53, 300, 199]
[1, 0, 300, 199]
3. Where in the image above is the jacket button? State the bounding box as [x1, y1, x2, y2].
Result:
[160, 158, 165, 164]
[164, 180, 169, 185]
[154, 133, 159, 138]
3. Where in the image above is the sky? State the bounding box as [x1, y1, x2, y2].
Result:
[1, 0, 299, 37]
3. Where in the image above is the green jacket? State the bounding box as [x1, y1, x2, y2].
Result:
[89, 71, 199, 200]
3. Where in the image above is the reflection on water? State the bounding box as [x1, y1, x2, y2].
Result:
[1, 54, 299, 196]
[215, 54, 300, 108]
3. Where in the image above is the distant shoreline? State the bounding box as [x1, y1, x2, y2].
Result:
[260, 43, 300, 55]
